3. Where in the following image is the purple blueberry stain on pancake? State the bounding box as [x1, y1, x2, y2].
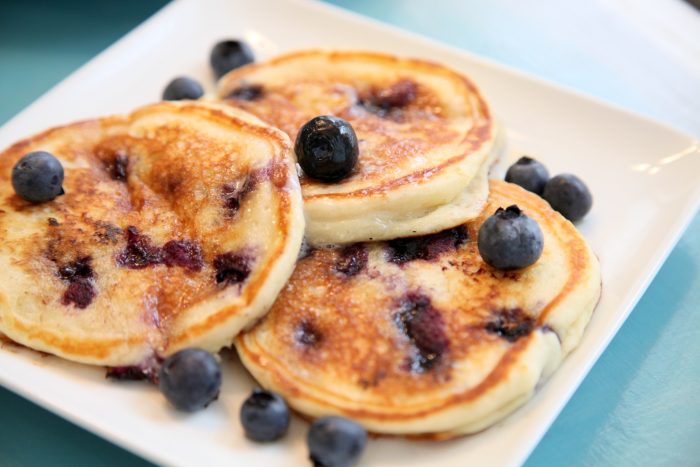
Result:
[394, 293, 449, 372]
[116, 226, 162, 269]
[222, 166, 271, 218]
[333, 243, 368, 277]
[387, 226, 468, 265]
[360, 79, 418, 117]
[58, 256, 96, 309]
[106, 355, 162, 384]
[62, 281, 95, 309]
[58, 257, 93, 281]
[214, 251, 252, 287]
[485, 308, 535, 342]
[115, 226, 203, 272]
[373, 79, 418, 109]
[294, 319, 322, 347]
[226, 84, 264, 101]
[162, 240, 203, 272]
[222, 178, 252, 217]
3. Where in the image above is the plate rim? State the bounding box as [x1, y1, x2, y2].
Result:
[1, 0, 699, 465]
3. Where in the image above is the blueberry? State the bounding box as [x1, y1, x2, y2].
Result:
[477, 205, 544, 270]
[162, 76, 204, 101]
[210, 40, 254, 79]
[239, 389, 290, 442]
[307, 416, 367, 467]
[12, 151, 65, 203]
[505, 156, 549, 195]
[542, 174, 592, 222]
[158, 348, 221, 412]
[295, 116, 359, 183]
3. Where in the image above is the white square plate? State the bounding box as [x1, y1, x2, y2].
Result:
[1, 0, 699, 465]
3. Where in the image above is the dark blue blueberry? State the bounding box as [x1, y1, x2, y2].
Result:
[295, 116, 359, 183]
[210, 40, 254, 79]
[505, 156, 549, 195]
[307, 416, 367, 467]
[477, 205, 544, 270]
[11, 151, 64, 203]
[239, 389, 291, 442]
[162, 76, 204, 101]
[158, 348, 221, 412]
[542, 174, 592, 222]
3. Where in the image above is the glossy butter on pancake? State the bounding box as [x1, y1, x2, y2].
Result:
[236, 180, 601, 436]
[217, 50, 501, 245]
[0, 101, 304, 366]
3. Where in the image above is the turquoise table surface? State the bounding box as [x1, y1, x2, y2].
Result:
[1, 0, 699, 465]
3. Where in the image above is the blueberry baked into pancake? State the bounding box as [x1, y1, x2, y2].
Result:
[0, 101, 304, 366]
[217, 50, 505, 245]
[236, 180, 601, 437]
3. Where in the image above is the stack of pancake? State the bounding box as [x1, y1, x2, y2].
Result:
[0, 50, 600, 437]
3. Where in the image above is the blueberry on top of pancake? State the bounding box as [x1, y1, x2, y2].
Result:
[218, 50, 504, 244]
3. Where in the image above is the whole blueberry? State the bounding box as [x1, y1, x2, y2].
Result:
[158, 348, 221, 412]
[295, 116, 359, 183]
[210, 40, 254, 79]
[239, 389, 290, 442]
[542, 174, 592, 222]
[477, 205, 544, 270]
[12, 151, 65, 203]
[162, 76, 204, 101]
[505, 156, 549, 195]
[307, 416, 367, 467]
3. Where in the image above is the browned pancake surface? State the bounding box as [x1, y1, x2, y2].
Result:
[237, 181, 601, 434]
[0, 102, 303, 364]
[218, 50, 493, 198]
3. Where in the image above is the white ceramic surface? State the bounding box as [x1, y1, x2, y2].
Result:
[0, 0, 699, 465]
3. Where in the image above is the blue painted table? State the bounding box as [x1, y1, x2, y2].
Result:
[1, 1, 699, 465]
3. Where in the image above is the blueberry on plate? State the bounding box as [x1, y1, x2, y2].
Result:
[307, 416, 367, 467]
[158, 348, 221, 412]
[210, 39, 254, 79]
[477, 205, 544, 270]
[12, 151, 65, 203]
[239, 389, 290, 442]
[162, 76, 204, 101]
[505, 156, 549, 195]
[295, 116, 359, 183]
[542, 173, 592, 222]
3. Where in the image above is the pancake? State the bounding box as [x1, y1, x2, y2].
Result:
[0, 101, 304, 366]
[236, 180, 601, 436]
[217, 50, 500, 245]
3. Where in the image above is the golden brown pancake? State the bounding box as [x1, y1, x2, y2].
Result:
[217, 50, 501, 244]
[236, 180, 601, 436]
[0, 102, 304, 366]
